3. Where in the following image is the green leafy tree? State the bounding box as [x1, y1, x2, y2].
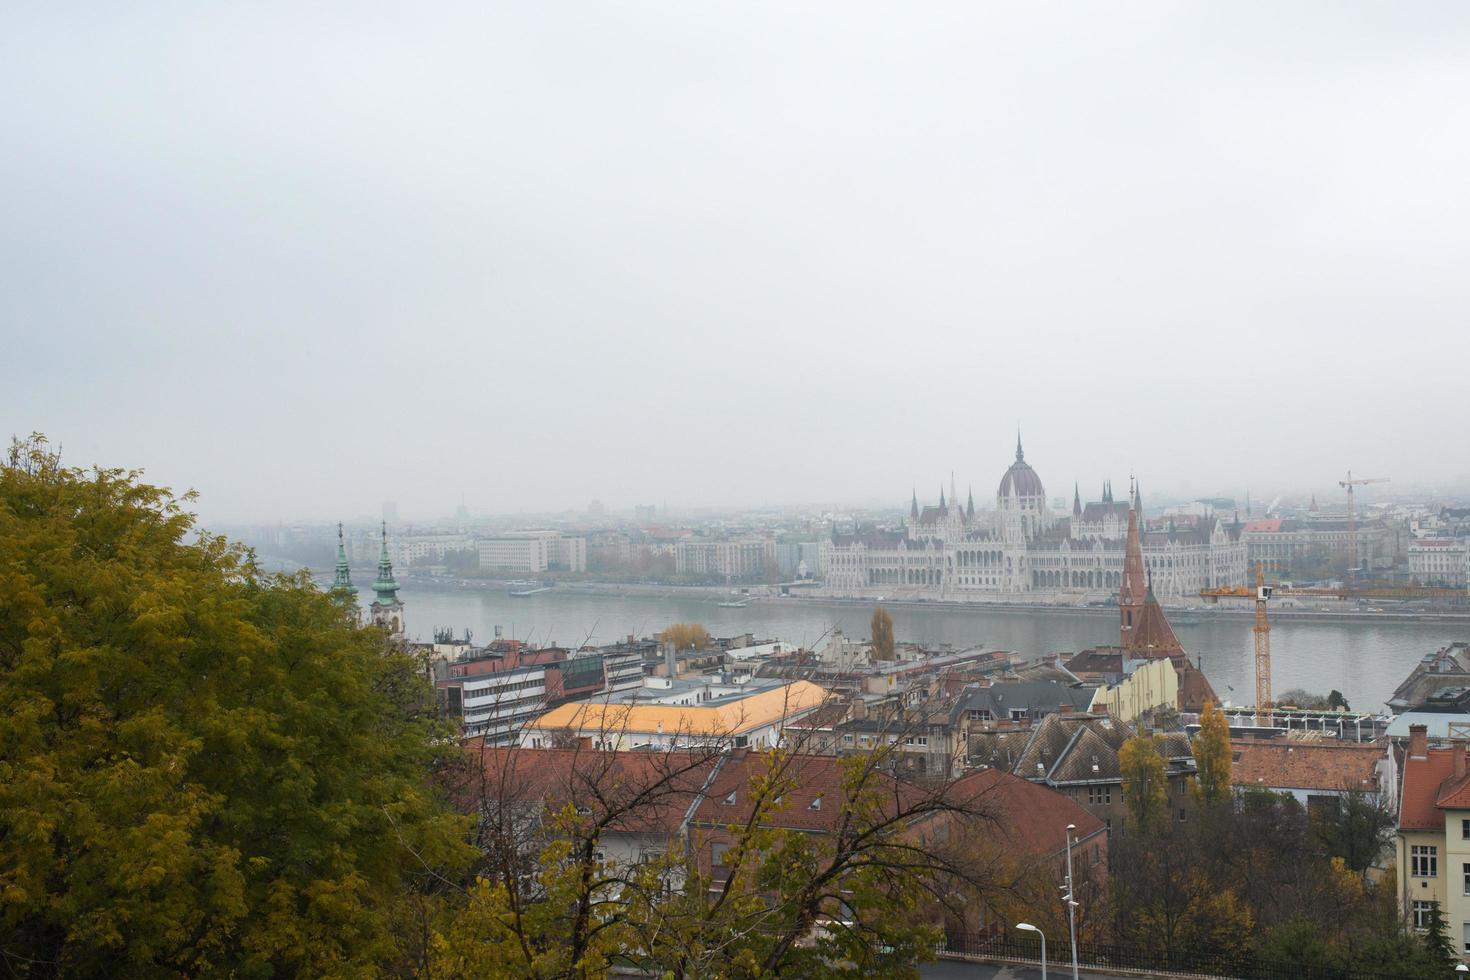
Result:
[1312, 788, 1394, 875]
[0, 435, 472, 977]
[870, 607, 895, 661]
[1120, 734, 1168, 835]
[1192, 700, 1232, 805]
[1419, 901, 1459, 975]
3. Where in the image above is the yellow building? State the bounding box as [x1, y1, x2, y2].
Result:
[1396, 724, 1470, 957]
[522, 677, 829, 752]
[1088, 656, 1179, 724]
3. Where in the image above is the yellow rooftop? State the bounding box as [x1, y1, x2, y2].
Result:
[527, 680, 830, 739]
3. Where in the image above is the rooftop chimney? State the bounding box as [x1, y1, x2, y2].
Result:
[664, 640, 677, 679]
[1456, 740, 1467, 780]
[1410, 724, 1429, 760]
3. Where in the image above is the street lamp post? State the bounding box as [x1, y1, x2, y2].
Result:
[1064, 823, 1080, 980]
[1016, 922, 1046, 980]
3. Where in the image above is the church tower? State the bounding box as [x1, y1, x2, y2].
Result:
[1119, 480, 1148, 646]
[327, 522, 358, 617]
[370, 522, 405, 637]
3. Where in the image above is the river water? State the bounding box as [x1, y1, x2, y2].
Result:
[368, 582, 1466, 714]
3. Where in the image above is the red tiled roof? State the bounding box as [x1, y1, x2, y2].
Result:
[950, 768, 1105, 856]
[1230, 739, 1383, 793]
[464, 745, 723, 834]
[1400, 748, 1459, 830]
[688, 751, 926, 833]
[1438, 772, 1470, 810]
[1244, 520, 1282, 532]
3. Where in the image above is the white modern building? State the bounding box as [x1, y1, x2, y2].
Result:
[477, 531, 588, 574]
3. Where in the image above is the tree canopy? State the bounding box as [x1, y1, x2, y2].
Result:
[658, 622, 711, 651]
[870, 607, 895, 661]
[1119, 734, 1167, 834]
[0, 435, 471, 977]
[1192, 700, 1231, 805]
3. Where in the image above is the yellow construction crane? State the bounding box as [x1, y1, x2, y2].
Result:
[1339, 471, 1389, 591]
[1200, 566, 1275, 725]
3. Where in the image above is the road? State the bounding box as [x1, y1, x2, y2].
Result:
[921, 959, 1130, 979]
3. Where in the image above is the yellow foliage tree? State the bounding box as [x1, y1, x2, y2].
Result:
[659, 622, 710, 651]
[870, 607, 895, 661]
[1120, 734, 1168, 835]
[1193, 700, 1232, 805]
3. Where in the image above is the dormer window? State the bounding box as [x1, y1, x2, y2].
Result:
[809, 797, 822, 811]
[723, 791, 737, 805]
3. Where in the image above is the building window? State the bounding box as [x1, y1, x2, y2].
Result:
[711, 842, 730, 866]
[1088, 786, 1112, 805]
[1462, 818, 1469, 840]
[1412, 845, 1439, 878]
[1463, 862, 1470, 897]
[1178, 808, 1187, 822]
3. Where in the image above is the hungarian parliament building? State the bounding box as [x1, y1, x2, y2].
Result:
[820, 439, 1247, 602]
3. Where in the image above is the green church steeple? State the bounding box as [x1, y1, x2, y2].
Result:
[369, 521, 405, 636]
[372, 521, 400, 605]
[328, 522, 356, 606]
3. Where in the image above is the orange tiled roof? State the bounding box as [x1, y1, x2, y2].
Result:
[1400, 748, 1458, 830]
[1230, 739, 1382, 794]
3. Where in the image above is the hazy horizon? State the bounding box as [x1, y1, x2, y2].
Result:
[8, 2, 1470, 523]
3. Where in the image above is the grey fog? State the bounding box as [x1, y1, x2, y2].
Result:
[5, 1, 1470, 523]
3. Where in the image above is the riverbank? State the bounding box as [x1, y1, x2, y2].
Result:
[397, 573, 1470, 627]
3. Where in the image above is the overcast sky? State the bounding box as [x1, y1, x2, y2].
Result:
[5, 2, 1469, 523]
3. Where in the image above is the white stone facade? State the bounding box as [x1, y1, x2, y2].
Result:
[820, 444, 1246, 602]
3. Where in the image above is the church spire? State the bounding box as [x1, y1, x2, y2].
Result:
[910, 488, 919, 521]
[372, 521, 399, 604]
[939, 484, 945, 509]
[369, 521, 405, 636]
[967, 486, 975, 520]
[328, 522, 356, 608]
[1119, 484, 1148, 646]
[1073, 482, 1082, 517]
[1015, 429, 1024, 462]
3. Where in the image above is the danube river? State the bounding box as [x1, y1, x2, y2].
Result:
[366, 581, 1467, 714]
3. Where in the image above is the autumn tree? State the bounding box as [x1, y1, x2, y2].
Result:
[1119, 734, 1167, 835]
[0, 435, 471, 977]
[870, 606, 895, 661]
[1192, 700, 1232, 805]
[660, 622, 711, 651]
[434, 711, 1002, 979]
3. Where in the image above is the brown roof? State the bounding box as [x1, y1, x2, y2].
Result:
[689, 751, 933, 833]
[1011, 712, 1135, 782]
[1064, 649, 1124, 677]
[1174, 660, 1219, 713]
[1230, 739, 1384, 795]
[465, 745, 723, 834]
[950, 767, 1106, 856]
[1126, 594, 1184, 658]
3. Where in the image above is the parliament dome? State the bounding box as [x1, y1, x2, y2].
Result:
[997, 437, 1045, 500]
